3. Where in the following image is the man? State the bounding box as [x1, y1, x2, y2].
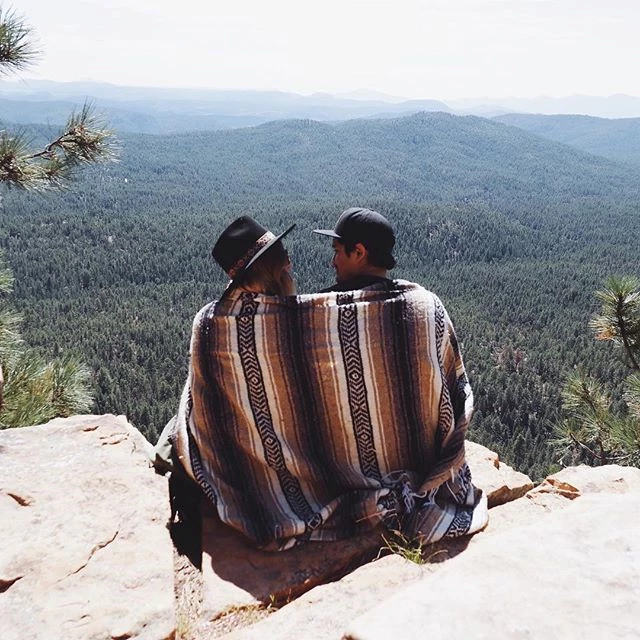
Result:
[313, 207, 396, 291]
[312, 206, 488, 543]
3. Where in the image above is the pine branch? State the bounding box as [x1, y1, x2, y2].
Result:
[591, 276, 640, 371]
[0, 103, 117, 190]
[0, 7, 40, 74]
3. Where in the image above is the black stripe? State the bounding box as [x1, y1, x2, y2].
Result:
[337, 292, 382, 481]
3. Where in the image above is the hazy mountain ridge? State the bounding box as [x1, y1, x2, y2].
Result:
[0, 80, 452, 134]
[451, 94, 640, 119]
[493, 113, 640, 166]
[4, 80, 640, 137]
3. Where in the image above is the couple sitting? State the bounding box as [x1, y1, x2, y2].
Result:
[168, 207, 488, 551]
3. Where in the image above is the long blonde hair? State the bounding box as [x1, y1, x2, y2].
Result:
[233, 241, 295, 296]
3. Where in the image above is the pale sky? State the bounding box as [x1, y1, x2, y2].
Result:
[15, 0, 640, 100]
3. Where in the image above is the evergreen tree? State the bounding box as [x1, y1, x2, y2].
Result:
[0, 6, 115, 427]
[554, 276, 640, 466]
[0, 8, 115, 190]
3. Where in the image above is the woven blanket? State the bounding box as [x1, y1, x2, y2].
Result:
[173, 280, 488, 550]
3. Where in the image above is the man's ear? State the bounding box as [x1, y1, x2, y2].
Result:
[354, 242, 368, 262]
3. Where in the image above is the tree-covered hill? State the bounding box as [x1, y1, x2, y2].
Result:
[494, 113, 640, 166]
[2, 111, 639, 478]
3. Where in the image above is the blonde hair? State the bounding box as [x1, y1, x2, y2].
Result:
[233, 241, 294, 296]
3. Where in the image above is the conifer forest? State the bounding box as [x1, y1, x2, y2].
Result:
[2, 112, 639, 479]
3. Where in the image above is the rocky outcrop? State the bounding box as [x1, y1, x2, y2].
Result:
[465, 440, 534, 507]
[345, 488, 640, 640]
[2, 415, 638, 640]
[0, 415, 175, 640]
[198, 438, 535, 625]
[225, 464, 640, 640]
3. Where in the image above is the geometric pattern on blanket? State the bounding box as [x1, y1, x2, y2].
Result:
[173, 280, 488, 550]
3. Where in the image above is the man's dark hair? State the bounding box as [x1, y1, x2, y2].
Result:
[341, 239, 396, 270]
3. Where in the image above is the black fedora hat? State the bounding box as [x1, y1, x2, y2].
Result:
[212, 216, 295, 280]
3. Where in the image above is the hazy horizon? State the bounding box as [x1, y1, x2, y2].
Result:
[15, 0, 640, 103]
[6, 76, 640, 105]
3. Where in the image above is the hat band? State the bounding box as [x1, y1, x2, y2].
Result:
[227, 231, 276, 279]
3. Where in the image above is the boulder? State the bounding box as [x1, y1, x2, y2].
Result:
[486, 463, 640, 533]
[465, 440, 534, 507]
[344, 489, 640, 640]
[0, 415, 175, 640]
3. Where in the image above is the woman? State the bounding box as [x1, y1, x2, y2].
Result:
[212, 215, 296, 297]
[151, 215, 295, 475]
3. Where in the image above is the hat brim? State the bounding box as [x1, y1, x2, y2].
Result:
[313, 228, 341, 238]
[238, 223, 296, 278]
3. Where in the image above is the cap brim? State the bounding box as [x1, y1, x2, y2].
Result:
[313, 229, 341, 238]
[241, 223, 296, 276]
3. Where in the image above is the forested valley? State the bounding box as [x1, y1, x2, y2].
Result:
[1, 111, 639, 479]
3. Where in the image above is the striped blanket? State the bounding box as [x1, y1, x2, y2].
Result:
[173, 280, 488, 550]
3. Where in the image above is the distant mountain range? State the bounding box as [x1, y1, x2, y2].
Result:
[3, 79, 640, 130]
[78, 111, 640, 213]
[0, 80, 452, 133]
[451, 94, 640, 119]
[3, 80, 640, 166]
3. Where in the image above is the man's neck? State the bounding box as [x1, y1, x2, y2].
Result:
[324, 272, 392, 293]
[351, 267, 388, 280]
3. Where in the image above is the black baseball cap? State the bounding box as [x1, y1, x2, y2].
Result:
[313, 207, 395, 252]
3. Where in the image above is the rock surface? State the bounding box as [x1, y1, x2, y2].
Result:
[0, 415, 175, 640]
[201, 501, 385, 621]
[3, 415, 638, 640]
[345, 472, 640, 640]
[465, 440, 534, 507]
[223, 555, 430, 640]
[486, 463, 640, 533]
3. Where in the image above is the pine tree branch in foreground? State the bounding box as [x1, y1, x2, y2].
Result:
[0, 103, 117, 190]
[0, 6, 99, 423]
[0, 7, 40, 74]
[0, 9, 117, 190]
[555, 277, 640, 467]
[590, 275, 640, 371]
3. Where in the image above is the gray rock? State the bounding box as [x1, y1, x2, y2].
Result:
[465, 440, 534, 507]
[0, 415, 175, 640]
[344, 489, 640, 640]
